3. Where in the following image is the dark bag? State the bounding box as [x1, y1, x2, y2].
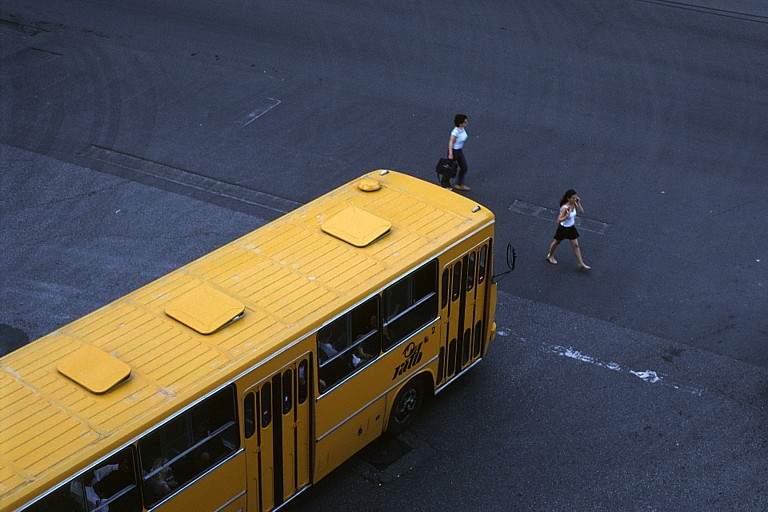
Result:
[435, 158, 458, 178]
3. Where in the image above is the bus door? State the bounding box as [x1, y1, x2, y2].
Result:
[439, 241, 491, 385]
[243, 356, 311, 512]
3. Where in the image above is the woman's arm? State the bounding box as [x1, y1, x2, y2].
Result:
[574, 197, 584, 214]
[448, 134, 456, 159]
[556, 205, 571, 223]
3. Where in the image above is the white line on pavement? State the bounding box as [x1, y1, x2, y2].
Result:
[496, 328, 705, 396]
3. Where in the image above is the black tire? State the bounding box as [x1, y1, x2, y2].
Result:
[386, 378, 425, 435]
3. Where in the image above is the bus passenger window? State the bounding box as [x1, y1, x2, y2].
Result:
[21, 484, 75, 512]
[385, 279, 407, 322]
[138, 385, 239, 509]
[22, 447, 141, 512]
[317, 329, 336, 364]
[21, 483, 77, 512]
[90, 449, 140, 512]
[351, 298, 380, 362]
[317, 297, 380, 393]
[318, 318, 351, 392]
[383, 260, 438, 351]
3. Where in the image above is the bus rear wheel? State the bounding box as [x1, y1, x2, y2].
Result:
[387, 378, 425, 435]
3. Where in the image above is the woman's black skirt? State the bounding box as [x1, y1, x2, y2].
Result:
[554, 224, 579, 240]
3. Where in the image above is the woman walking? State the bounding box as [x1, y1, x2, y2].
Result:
[546, 189, 591, 270]
[447, 114, 470, 191]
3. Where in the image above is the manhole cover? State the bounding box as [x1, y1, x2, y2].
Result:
[360, 436, 412, 470]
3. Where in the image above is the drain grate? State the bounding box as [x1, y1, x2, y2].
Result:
[81, 144, 301, 215]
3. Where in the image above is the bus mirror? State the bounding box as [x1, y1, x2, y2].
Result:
[492, 244, 516, 283]
[506, 244, 516, 271]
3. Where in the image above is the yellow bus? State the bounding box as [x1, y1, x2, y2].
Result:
[1, 170, 501, 512]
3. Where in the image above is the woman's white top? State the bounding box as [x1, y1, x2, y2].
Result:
[451, 127, 467, 149]
[560, 206, 576, 227]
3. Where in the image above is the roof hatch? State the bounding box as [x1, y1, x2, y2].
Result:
[321, 206, 391, 247]
[165, 284, 245, 334]
[357, 178, 382, 191]
[57, 344, 131, 394]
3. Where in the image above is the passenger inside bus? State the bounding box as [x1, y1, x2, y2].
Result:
[143, 459, 177, 506]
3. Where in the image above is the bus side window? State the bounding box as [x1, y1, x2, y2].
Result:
[21, 484, 78, 512]
[317, 296, 380, 393]
[88, 448, 141, 512]
[351, 295, 380, 360]
[21, 446, 141, 512]
[138, 385, 239, 509]
[383, 260, 438, 351]
[22, 483, 80, 512]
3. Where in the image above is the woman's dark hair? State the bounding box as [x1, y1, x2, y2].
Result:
[454, 114, 468, 127]
[559, 189, 577, 206]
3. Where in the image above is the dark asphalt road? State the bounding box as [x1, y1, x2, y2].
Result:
[2, 1, 767, 510]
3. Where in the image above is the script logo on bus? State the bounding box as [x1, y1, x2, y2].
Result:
[392, 340, 424, 380]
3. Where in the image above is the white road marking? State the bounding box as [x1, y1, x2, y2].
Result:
[496, 328, 705, 396]
[240, 97, 282, 126]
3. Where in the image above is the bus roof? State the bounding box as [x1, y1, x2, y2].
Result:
[0, 170, 494, 508]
